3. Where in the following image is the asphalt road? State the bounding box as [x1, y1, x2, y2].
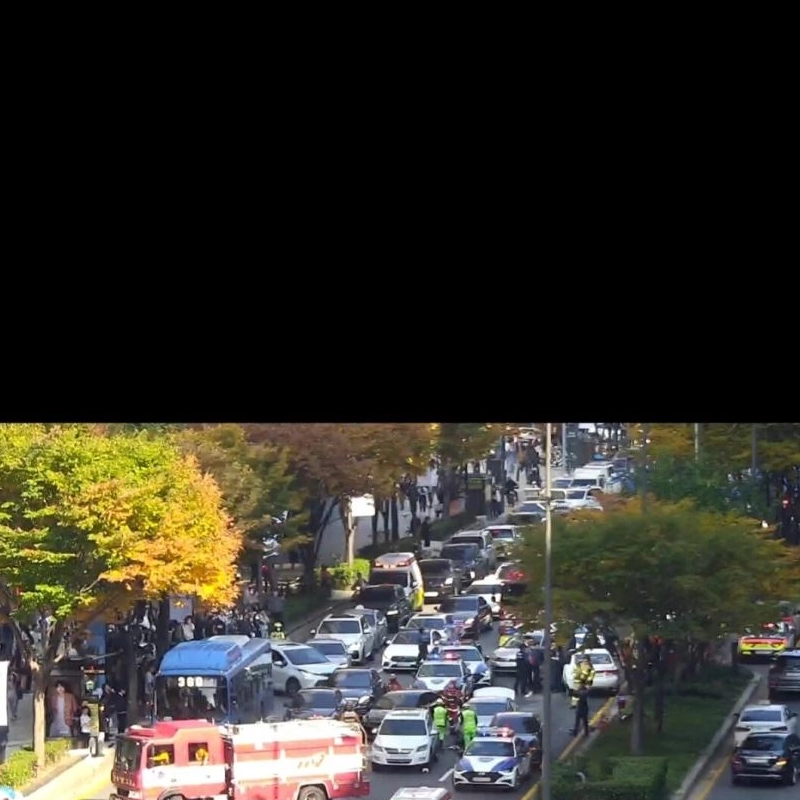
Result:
[687, 663, 800, 800]
[76, 609, 605, 800]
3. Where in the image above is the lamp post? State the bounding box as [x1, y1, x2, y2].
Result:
[562, 422, 568, 473]
[541, 421, 554, 800]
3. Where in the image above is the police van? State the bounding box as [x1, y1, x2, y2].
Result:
[370, 552, 425, 611]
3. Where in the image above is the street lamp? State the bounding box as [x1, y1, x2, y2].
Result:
[541, 421, 554, 800]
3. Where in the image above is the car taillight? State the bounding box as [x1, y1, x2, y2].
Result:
[606, 669, 618, 675]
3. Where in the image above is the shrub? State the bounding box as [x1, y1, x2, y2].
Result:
[324, 558, 370, 589]
[0, 739, 74, 789]
[552, 757, 668, 800]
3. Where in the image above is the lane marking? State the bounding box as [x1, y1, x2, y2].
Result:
[688, 747, 729, 800]
[439, 767, 454, 782]
[520, 695, 617, 800]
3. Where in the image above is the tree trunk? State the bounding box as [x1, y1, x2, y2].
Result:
[31, 657, 47, 769]
[342, 497, 355, 567]
[654, 646, 665, 734]
[125, 627, 139, 726]
[381, 501, 390, 540]
[390, 496, 400, 542]
[372, 497, 380, 547]
[156, 596, 171, 661]
[630, 639, 647, 755]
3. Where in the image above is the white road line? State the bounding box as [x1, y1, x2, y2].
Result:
[439, 768, 454, 782]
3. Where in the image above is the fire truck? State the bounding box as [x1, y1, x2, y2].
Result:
[110, 718, 370, 800]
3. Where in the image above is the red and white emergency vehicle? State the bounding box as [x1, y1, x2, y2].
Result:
[110, 718, 370, 800]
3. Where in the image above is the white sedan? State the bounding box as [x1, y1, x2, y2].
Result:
[467, 687, 517, 726]
[734, 702, 798, 747]
[382, 629, 424, 671]
[562, 649, 620, 694]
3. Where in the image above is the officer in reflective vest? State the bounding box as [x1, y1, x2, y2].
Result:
[569, 655, 594, 708]
[461, 703, 478, 749]
[432, 698, 448, 742]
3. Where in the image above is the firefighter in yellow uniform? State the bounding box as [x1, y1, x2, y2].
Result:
[569, 655, 594, 709]
[151, 748, 171, 765]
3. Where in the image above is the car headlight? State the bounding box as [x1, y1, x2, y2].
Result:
[444, 577, 453, 585]
[386, 610, 399, 615]
[415, 744, 428, 752]
[372, 745, 384, 752]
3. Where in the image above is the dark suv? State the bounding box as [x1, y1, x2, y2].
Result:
[438, 542, 485, 586]
[355, 584, 411, 632]
[768, 650, 800, 701]
[419, 559, 462, 603]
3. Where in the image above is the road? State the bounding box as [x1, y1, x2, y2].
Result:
[75, 608, 606, 800]
[687, 663, 800, 800]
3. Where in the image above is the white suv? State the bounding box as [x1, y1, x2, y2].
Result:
[310, 613, 375, 664]
[271, 642, 339, 695]
[371, 709, 439, 769]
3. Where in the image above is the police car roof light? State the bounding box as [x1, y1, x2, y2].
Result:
[476, 726, 515, 738]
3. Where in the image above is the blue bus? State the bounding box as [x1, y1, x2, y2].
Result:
[155, 636, 273, 724]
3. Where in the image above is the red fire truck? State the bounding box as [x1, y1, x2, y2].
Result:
[110, 718, 370, 800]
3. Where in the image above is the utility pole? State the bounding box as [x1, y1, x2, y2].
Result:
[694, 423, 700, 462]
[541, 421, 554, 800]
[562, 422, 568, 473]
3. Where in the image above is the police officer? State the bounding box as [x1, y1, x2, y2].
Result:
[270, 620, 286, 640]
[569, 654, 594, 709]
[432, 698, 448, 743]
[461, 702, 478, 749]
[417, 627, 429, 666]
[514, 641, 532, 697]
[571, 684, 591, 737]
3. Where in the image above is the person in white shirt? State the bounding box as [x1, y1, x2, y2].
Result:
[181, 616, 195, 641]
[79, 704, 92, 748]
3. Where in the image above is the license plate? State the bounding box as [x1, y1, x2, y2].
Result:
[748, 758, 769, 764]
[472, 777, 492, 782]
[388, 759, 410, 763]
[424, 592, 439, 597]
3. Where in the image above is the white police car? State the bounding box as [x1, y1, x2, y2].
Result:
[452, 727, 533, 790]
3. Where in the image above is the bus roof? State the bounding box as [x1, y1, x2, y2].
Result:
[157, 635, 271, 677]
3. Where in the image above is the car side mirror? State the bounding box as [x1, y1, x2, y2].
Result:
[358, 695, 371, 705]
[790, 712, 798, 719]
[274, 659, 286, 667]
[434, 606, 439, 612]
[309, 629, 316, 636]
[491, 596, 496, 602]
[732, 712, 739, 718]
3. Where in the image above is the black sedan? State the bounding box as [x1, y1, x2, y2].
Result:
[326, 668, 385, 706]
[284, 688, 343, 719]
[491, 711, 544, 768]
[436, 595, 493, 637]
[363, 689, 440, 734]
[731, 732, 800, 786]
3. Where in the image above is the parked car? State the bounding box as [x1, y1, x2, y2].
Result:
[465, 687, 516, 726]
[305, 636, 351, 668]
[271, 642, 340, 695]
[350, 606, 389, 650]
[436, 595, 493, 637]
[326, 667, 385, 707]
[438, 542, 485, 585]
[363, 689, 439, 734]
[284, 688, 343, 719]
[371, 709, 440, 769]
[383, 629, 429, 671]
[562, 649, 620, 695]
[310, 613, 376, 664]
[419, 558, 462, 603]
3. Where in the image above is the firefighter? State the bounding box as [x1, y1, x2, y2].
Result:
[569, 654, 594, 709]
[384, 674, 402, 692]
[432, 698, 448, 743]
[270, 620, 286, 640]
[461, 702, 478, 749]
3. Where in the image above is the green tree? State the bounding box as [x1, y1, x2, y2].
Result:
[174, 424, 305, 586]
[517, 498, 800, 754]
[0, 424, 240, 767]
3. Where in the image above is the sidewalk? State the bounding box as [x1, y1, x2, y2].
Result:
[7, 690, 33, 756]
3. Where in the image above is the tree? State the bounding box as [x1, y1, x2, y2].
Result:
[517, 498, 800, 754]
[0, 424, 241, 767]
[174, 425, 305, 588]
[432, 424, 504, 517]
[242, 424, 433, 567]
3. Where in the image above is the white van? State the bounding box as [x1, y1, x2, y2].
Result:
[571, 465, 621, 494]
[370, 552, 425, 611]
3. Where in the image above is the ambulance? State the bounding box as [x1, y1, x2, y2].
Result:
[370, 552, 425, 611]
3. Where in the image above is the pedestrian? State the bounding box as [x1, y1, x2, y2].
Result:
[267, 590, 285, 626]
[433, 699, 448, 743]
[181, 615, 195, 641]
[461, 703, 478, 749]
[289, 548, 299, 569]
[417, 626, 429, 666]
[514, 642, 532, 697]
[527, 644, 542, 692]
[419, 489, 428, 514]
[7, 670, 19, 722]
[421, 518, 432, 549]
[79, 704, 92, 748]
[571, 686, 590, 737]
[491, 487, 501, 517]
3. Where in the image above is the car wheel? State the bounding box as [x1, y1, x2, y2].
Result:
[511, 769, 519, 789]
[786, 764, 798, 786]
[286, 678, 300, 696]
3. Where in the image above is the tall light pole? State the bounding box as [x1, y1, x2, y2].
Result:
[694, 423, 700, 462]
[562, 422, 568, 473]
[541, 421, 554, 800]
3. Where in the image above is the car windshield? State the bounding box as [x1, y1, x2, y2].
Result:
[439, 597, 478, 613]
[487, 528, 514, 540]
[466, 740, 514, 757]
[114, 737, 142, 772]
[742, 734, 785, 751]
[318, 620, 361, 635]
[470, 701, 510, 716]
[420, 560, 451, 575]
[566, 490, 588, 499]
[283, 647, 330, 666]
[369, 570, 409, 587]
[375, 692, 427, 710]
[297, 690, 339, 708]
[379, 719, 427, 737]
[417, 663, 462, 678]
[309, 641, 346, 656]
[465, 585, 503, 598]
[581, 653, 613, 666]
[452, 536, 483, 549]
[442, 648, 482, 662]
[359, 587, 396, 603]
[776, 656, 800, 672]
[553, 479, 572, 488]
[391, 631, 420, 645]
[494, 714, 540, 734]
[330, 671, 371, 688]
[408, 617, 449, 630]
[570, 479, 596, 488]
[740, 709, 782, 723]
[440, 545, 479, 561]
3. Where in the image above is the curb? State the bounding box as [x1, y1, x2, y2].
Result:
[670, 668, 761, 800]
[23, 748, 114, 800]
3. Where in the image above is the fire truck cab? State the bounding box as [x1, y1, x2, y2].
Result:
[111, 718, 370, 800]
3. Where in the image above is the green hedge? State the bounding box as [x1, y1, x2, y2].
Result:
[324, 558, 370, 589]
[553, 757, 668, 800]
[0, 739, 73, 789]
